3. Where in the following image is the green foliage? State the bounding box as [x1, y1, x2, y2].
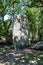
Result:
[0, 0, 43, 42]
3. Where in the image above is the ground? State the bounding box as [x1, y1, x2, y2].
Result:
[0, 45, 43, 65]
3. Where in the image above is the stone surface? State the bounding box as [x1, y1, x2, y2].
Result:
[12, 14, 29, 50]
[32, 41, 43, 50]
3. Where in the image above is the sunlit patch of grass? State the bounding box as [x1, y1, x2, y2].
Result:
[0, 47, 6, 54]
[5, 62, 15, 65]
[0, 63, 5, 65]
[29, 60, 37, 64]
[0, 62, 16, 65]
[19, 53, 43, 65]
[40, 54, 43, 57]
[19, 54, 36, 63]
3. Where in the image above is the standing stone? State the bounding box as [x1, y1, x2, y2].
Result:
[12, 14, 29, 50]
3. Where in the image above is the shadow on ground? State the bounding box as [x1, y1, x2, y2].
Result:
[0, 46, 43, 65]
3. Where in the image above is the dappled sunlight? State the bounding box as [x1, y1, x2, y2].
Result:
[37, 58, 40, 61]
[0, 0, 43, 65]
[0, 63, 5, 65]
[0, 48, 43, 65]
[29, 60, 37, 64]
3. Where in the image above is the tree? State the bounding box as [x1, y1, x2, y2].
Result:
[0, 0, 43, 45]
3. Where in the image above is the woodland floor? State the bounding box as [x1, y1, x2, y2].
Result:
[0, 45, 43, 65]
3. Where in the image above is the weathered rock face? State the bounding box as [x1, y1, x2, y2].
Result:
[32, 41, 43, 50]
[12, 14, 29, 50]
